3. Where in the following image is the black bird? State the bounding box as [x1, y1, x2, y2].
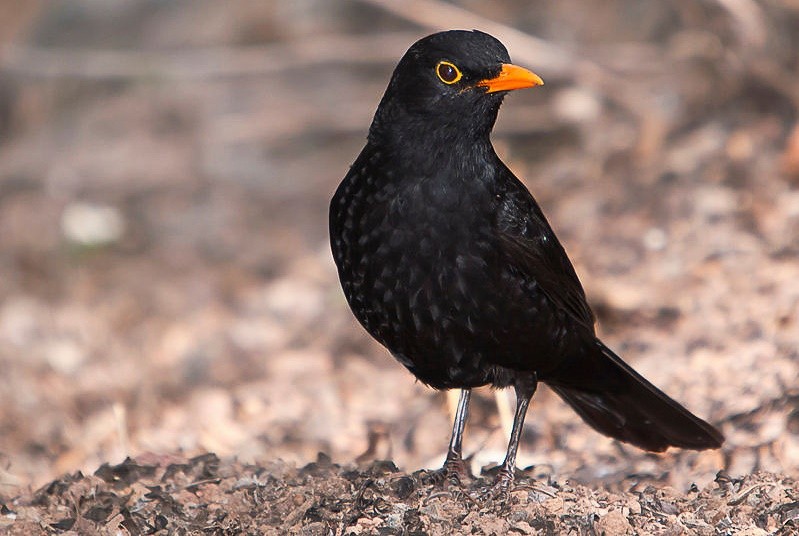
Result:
[329, 30, 723, 490]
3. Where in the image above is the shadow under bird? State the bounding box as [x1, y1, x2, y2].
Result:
[329, 30, 723, 491]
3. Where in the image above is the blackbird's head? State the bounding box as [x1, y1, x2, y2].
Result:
[370, 30, 543, 143]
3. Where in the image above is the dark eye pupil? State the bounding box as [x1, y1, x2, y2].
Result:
[439, 64, 457, 82]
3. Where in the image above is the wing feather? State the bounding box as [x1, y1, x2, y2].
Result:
[494, 180, 595, 330]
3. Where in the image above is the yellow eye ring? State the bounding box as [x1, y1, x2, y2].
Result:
[436, 61, 462, 85]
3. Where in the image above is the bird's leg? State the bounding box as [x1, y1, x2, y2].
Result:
[444, 388, 471, 475]
[491, 375, 537, 493]
[426, 389, 472, 484]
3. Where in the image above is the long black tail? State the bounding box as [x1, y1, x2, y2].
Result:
[545, 340, 723, 452]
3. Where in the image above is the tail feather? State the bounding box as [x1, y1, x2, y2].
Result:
[545, 341, 723, 452]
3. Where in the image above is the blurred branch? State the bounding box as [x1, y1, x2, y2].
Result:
[356, 0, 603, 80]
[0, 32, 419, 80]
[711, 0, 767, 49]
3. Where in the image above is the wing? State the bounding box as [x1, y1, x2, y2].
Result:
[494, 174, 595, 331]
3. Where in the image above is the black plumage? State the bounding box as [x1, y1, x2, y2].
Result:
[329, 30, 723, 489]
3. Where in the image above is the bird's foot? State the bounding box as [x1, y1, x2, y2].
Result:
[422, 457, 471, 487]
[474, 466, 515, 502]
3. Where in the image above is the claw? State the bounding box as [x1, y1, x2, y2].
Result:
[474, 467, 515, 501]
[422, 457, 472, 486]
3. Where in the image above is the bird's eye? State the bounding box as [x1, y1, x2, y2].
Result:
[436, 61, 462, 84]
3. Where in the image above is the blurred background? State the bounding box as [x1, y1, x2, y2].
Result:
[1, 0, 798, 494]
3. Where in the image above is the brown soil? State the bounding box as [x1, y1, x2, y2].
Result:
[4, 454, 799, 535]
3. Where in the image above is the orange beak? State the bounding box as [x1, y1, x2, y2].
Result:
[477, 63, 544, 93]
